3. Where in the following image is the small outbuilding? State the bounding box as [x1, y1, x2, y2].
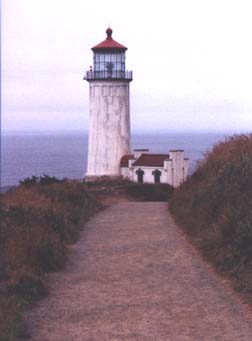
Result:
[120, 149, 189, 188]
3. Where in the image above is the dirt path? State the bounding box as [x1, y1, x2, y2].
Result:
[26, 202, 252, 340]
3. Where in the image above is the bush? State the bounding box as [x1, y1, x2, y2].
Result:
[19, 174, 66, 186]
[0, 180, 101, 340]
[85, 178, 174, 202]
[19, 175, 39, 186]
[7, 275, 48, 300]
[170, 134, 252, 300]
[0, 295, 25, 341]
[124, 183, 174, 201]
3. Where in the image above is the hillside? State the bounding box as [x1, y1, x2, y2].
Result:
[0, 178, 101, 340]
[170, 134, 252, 302]
[0, 177, 173, 340]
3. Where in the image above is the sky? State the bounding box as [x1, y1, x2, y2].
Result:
[2, 0, 252, 133]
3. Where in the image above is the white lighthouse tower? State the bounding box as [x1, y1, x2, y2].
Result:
[84, 28, 133, 180]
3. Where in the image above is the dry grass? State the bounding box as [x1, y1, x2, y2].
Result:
[0, 178, 101, 340]
[170, 134, 252, 303]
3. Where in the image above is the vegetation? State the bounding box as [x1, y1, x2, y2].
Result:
[85, 177, 174, 202]
[0, 177, 101, 340]
[19, 174, 66, 186]
[170, 134, 252, 302]
[0, 171, 190, 340]
[123, 182, 174, 201]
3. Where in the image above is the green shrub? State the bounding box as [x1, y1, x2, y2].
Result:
[19, 175, 39, 186]
[19, 174, 66, 186]
[170, 134, 252, 300]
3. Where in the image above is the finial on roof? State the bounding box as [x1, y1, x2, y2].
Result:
[106, 27, 113, 39]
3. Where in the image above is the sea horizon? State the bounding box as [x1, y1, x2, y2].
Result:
[2, 128, 245, 135]
[1, 130, 248, 191]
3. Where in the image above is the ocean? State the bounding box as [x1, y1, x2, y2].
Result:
[1, 131, 229, 190]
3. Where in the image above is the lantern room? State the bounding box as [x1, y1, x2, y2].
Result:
[84, 28, 133, 81]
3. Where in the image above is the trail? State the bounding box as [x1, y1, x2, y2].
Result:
[26, 202, 252, 340]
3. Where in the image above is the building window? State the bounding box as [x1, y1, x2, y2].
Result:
[152, 169, 161, 184]
[136, 168, 144, 183]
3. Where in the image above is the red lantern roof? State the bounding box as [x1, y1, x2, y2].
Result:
[92, 28, 127, 52]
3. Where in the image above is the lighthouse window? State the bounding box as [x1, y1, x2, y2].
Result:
[93, 52, 126, 78]
[95, 63, 100, 71]
[104, 54, 110, 62]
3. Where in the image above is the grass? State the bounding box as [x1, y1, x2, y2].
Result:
[0, 177, 101, 340]
[169, 134, 252, 303]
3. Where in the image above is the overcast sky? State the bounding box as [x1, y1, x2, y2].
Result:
[2, 0, 252, 132]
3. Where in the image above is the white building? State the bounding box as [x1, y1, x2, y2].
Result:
[84, 28, 132, 180]
[84, 28, 189, 187]
[120, 149, 189, 188]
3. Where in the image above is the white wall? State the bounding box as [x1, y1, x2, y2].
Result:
[86, 80, 131, 177]
[169, 150, 185, 187]
[132, 167, 166, 184]
[121, 167, 130, 179]
[183, 159, 189, 181]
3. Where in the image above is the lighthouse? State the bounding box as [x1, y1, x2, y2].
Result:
[84, 28, 133, 180]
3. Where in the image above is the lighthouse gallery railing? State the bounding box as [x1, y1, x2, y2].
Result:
[84, 70, 133, 81]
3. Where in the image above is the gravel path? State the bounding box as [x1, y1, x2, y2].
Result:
[26, 202, 252, 340]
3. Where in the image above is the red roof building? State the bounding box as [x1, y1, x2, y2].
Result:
[120, 149, 189, 187]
